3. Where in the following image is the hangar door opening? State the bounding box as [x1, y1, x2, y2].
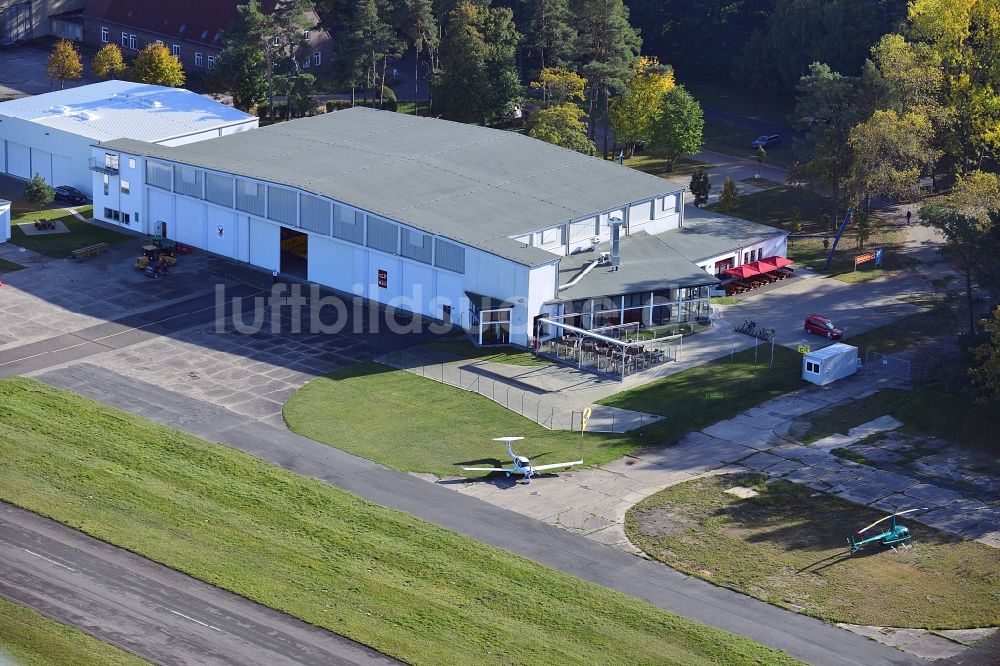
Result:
[280, 227, 308, 278]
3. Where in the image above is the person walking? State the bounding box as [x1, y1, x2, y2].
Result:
[905, 210, 912, 224]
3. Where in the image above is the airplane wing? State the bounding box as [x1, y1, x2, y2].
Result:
[462, 466, 516, 472]
[530, 460, 584, 472]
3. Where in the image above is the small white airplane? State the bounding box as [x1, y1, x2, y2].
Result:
[462, 437, 583, 484]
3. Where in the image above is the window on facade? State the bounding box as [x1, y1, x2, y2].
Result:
[207, 55, 215, 70]
[129, 34, 136, 49]
[104, 153, 119, 169]
[103, 175, 109, 196]
[299, 194, 331, 235]
[195, 52, 203, 67]
[101, 27, 108, 43]
[121, 32, 127, 47]
[103, 207, 113, 219]
[204, 172, 234, 207]
[172, 44, 180, 56]
[366, 216, 399, 254]
[120, 180, 130, 195]
[174, 166, 203, 198]
[541, 227, 563, 246]
[146, 161, 172, 190]
[303, 57, 310, 69]
[806, 361, 819, 373]
[235, 179, 265, 215]
[400, 227, 432, 264]
[332, 206, 364, 244]
[122, 212, 130, 225]
[302, 29, 310, 39]
[128, 158, 136, 169]
[434, 238, 466, 274]
[313, 52, 321, 66]
[272, 35, 280, 46]
[112, 209, 120, 221]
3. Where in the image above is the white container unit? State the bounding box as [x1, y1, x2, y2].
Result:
[802, 343, 859, 386]
[0, 199, 11, 242]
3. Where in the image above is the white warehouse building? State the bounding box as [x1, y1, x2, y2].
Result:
[91, 107, 786, 350]
[0, 80, 257, 197]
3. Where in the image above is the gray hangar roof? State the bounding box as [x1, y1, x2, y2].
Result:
[663, 207, 787, 262]
[101, 107, 682, 266]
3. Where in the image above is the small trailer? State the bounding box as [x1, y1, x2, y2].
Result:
[802, 343, 859, 386]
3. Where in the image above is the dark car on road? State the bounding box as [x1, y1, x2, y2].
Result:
[804, 314, 843, 339]
[751, 134, 781, 150]
[54, 185, 87, 205]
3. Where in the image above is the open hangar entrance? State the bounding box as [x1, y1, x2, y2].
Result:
[280, 226, 308, 278]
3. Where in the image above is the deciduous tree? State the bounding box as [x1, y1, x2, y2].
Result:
[609, 56, 674, 158]
[718, 176, 739, 214]
[214, 42, 268, 111]
[24, 173, 55, 212]
[689, 167, 709, 207]
[47, 39, 82, 89]
[131, 43, 185, 87]
[399, 0, 437, 112]
[91, 43, 126, 81]
[528, 103, 594, 154]
[969, 306, 1000, 406]
[647, 84, 703, 171]
[530, 67, 585, 106]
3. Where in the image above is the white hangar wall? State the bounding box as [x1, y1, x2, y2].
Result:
[0, 117, 94, 194]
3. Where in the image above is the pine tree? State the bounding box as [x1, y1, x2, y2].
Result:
[91, 43, 126, 80]
[689, 167, 710, 207]
[572, 0, 641, 157]
[399, 0, 437, 113]
[718, 177, 740, 214]
[24, 173, 55, 212]
[132, 43, 185, 87]
[47, 39, 83, 90]
[526, 0, 576, 71]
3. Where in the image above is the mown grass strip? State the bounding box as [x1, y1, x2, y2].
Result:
[0, 378, 802, 666]
[0, 597, 148, 666]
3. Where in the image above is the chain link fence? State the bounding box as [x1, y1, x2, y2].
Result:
[376, 349, 658, 432]
[865, 350, 912, 381]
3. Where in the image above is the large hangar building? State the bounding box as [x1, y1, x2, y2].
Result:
[92, 107, 785, 347]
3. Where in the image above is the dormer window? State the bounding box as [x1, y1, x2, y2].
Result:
[272, 35, 280, 46]
[179, 23, 186, 33]
[201, 29, 209, 39]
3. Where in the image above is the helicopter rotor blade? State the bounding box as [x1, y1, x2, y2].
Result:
[858, 508, 929, 534]
[491, 437, 525, 442]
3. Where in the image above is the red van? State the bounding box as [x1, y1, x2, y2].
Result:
[804, 314, 843, 339]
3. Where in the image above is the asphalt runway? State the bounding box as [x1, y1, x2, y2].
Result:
[35, 363, 919, 666]
[0, 503, 398, 666]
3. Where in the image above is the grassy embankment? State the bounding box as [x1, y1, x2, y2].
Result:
[0, 377, 803, 666]
[0, 597, 149, 666]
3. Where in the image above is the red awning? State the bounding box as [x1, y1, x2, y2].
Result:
[758, 256, 793, 271]
[723, 264, 761, 279]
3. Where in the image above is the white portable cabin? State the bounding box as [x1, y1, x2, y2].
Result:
[0, 199, 10, 243]
[802, 343, 859, 386]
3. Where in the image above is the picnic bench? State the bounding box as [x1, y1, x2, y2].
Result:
[71, 242, 109, 260]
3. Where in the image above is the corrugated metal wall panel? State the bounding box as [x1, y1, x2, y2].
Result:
[300, 194, 331, 235]
[235, 179, 265, 216]
[146, 160, 172, 190]
[366, 215, 398, 254]
[204, 172, 234, 207]
[332, 205, 364, 244]
[173, 165, 202, 198]
[434, 239, 465, 273]
[267, 185, 297, 225]
[400, 227, 432, 264]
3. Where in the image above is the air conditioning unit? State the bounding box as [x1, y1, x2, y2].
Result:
[597, 251, 611, 265]
[591, 236, 601, 247]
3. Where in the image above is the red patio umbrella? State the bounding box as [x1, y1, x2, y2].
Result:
[758, 256, 793, 271]
[723, 264, 761, 279]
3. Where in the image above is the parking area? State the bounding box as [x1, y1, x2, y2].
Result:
[0, 42, 99, 97]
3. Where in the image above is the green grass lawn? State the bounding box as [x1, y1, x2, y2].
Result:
[0, 378, 801, 666]
[0, 257, 26, 274]
[623, 154, 707, 179]
[845, 296, 955, 356]
[0, 597, 148, 666]
[600, 346, 805, 444]
[711, 296, 742, 306]
[397, 100, 431, 115]
[10, 207, 133, 258]
[422, 339, 549, 366]
[285, 361, 635, 476]
[627, 474, 1000, 628]
[708, 186, 831, 232]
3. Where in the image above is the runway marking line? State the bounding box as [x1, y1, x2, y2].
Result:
[168, 608, 223, 632]
[23, 548, 76, 572]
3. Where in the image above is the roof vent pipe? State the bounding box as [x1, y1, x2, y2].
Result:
[609, 217, 624, 271]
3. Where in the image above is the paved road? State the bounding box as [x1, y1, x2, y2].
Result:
[34, 363, 918, 666]
[0, 503, 398, 666]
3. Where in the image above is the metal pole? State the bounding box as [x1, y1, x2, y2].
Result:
[770, 336, 775, 368]
[754, 334, 759, 366]
[731, 334, 735, 364]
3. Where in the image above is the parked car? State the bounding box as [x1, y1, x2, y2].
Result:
[751, 134, 781, 150]
[804, 314, 843, 339]
[54, 185, 88, 205]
